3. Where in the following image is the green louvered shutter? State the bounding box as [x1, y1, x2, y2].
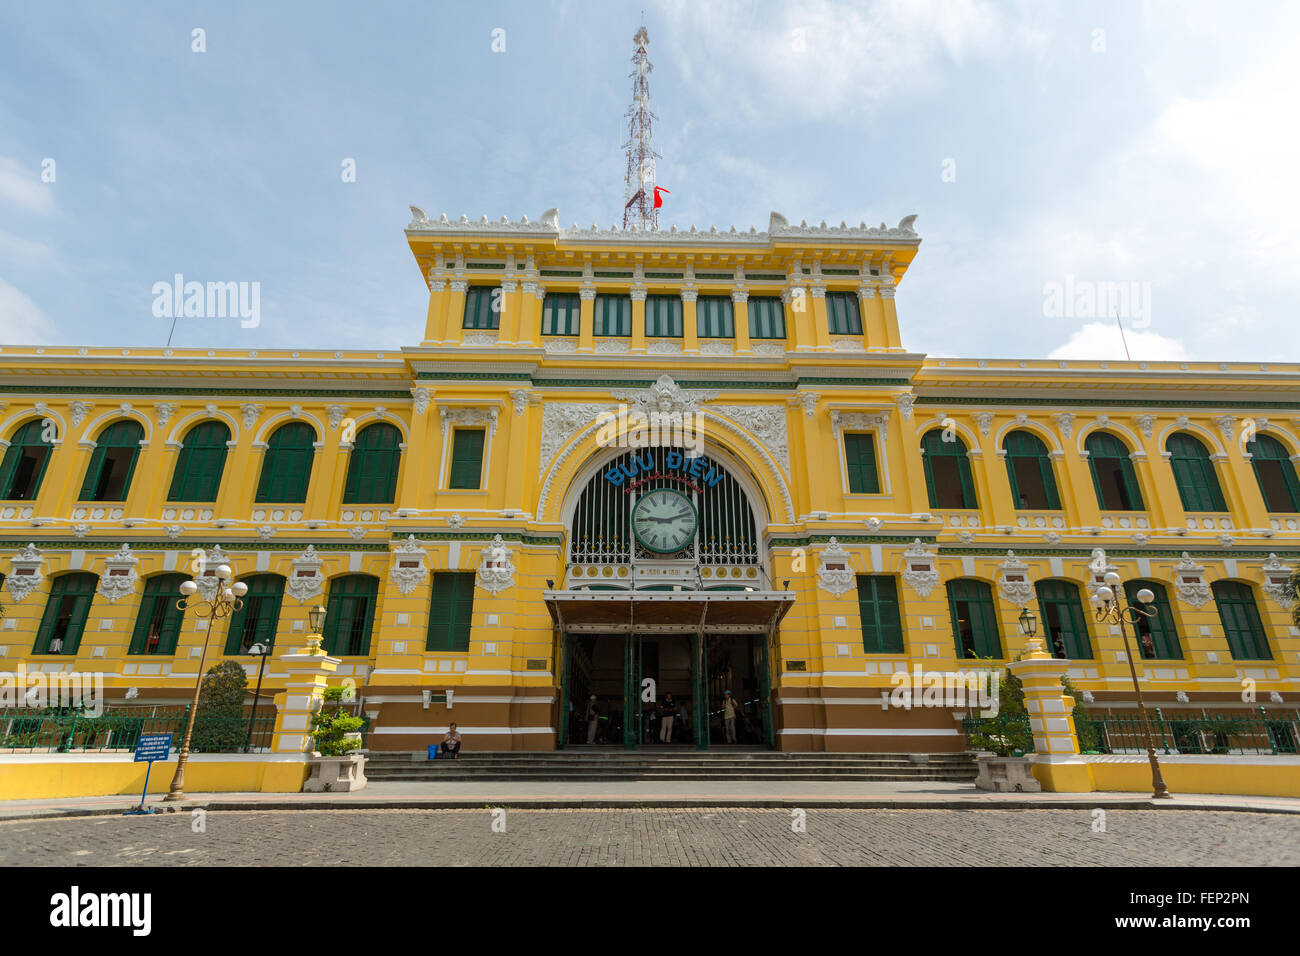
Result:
[1035, 580, 1093, 659]
[448, 428, 486, 489]
[1213, 581, 1271, 660]
[426, 572, 476, 651]
[542, 292, 580, 336]
[322, 575, 379, 657]
[168, 420, 231, 502]
[1168, 434, 1226, 512]
[747, 297, 786, 339]
[225, 575, 285, 654]
[844, 433, 880, 494]
[1125, 580, 1181, 660]
[343, 423, 401, 503]
[946, 579, 1002, 659]
[827, 292, 863, 335]
[594, 295, 631, 336]
[1249, 434, 1300, 512]
[463, 287, 500, 330]
[646, 295, 682, 337]
[129, 574, 187, 655]
[857, 575, 903, 653]
[256, 423, 315, 503]
[696, 296, 734, 338]
[33, 573, 97, 655]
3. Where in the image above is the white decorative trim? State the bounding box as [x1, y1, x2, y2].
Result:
[476, 534, 515, 595]
[389, 535, 429, 596]
[708, 405, 790, 475]
[542, 339, 578, 353]
[699, 340, 734, 355]
[894, 393, 915, 421]
[595, 339, 631, 353]
[326, 405, 349, 430]
[96, 543, 139, 603]
[462, 331, 499, 346]
[240, 404, 262, 431]
[286, 545, 326, 603]
[609, 374, 719, 417]
[1054, 413, 1074, 439]
[901, 538, 940, 598]
[1261, 553, 1294, 611]
[439, 406, 499, 439]
[830, 409, 889, 443]
[973, 412, 995, 438]
[5, 543, 44, 603]
[997, 550, 1034, 606]
[539, 402, 616, 477]
[751, 341, 785, 357]
[411, 387, 431, 415]
[646, 339, 684, 354]
[510, 389, 537, 417]
[830, 337, 866, 352]
[68, 401, 94, 427]
[1174, 552, 1212, 609]
[817, 537, 855, 597]
[1134, 415, 1156, 440]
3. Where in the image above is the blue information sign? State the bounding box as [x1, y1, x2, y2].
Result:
[125, 733, 173, 814]
[133, 733, 173, 762]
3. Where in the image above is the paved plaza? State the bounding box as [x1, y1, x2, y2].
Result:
[2, 807, 1298, 866]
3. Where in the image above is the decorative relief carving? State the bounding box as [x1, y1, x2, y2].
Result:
[510, 389, 537, 417]
[646, 339, 683, 354]
[439, 406, 499, 438]
[894, 393, 915, 421]
[610, 375, 718, 417]
[830, 409, 889, 443]
[699, 340, 734, 355]
[1261, 553, 1293, 610]
[708, 405, 791, 474]
[539, 403, 616, 476]
[901, 539, 940, 598]
[240, 404, 262, 431]
[1054, 413, 1074, 439]
[411, 387, 431, 415]
[997, 550, 1034, 606]
[286, 545, 326, 603]
[816, 537, 855, 596]
[1213, 415, 1236, 442]
[595, 339, 631, 353]
[543, 339, 579, 353]
[6, 543, 44, 602]
[476, 534, 515, 595]
[751, 342, 785, 357]
[830, 337, 866, 351]
[97, 543, 139, 603]
[973, 412, 995, 438]
[155, 403, 178, 428]
[462, 332, 499, 346]
[1173, 552, 1212, 609]
[69, 402, 94, 427]
[389, 535, 429, 596]
[1134, 415, 1156, 440]
[326, 405, 349, 430]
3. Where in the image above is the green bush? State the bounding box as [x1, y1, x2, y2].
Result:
[190, 660, 249, 753]
[964, 665, 1090, 757]
[310, 685, 365, 757]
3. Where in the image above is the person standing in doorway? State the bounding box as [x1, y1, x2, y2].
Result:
[723, 690, 738, 743]
[659, 693, 677, 743]
[585, 695, 601, 744]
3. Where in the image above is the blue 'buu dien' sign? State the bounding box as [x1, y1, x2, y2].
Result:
[603, 450, 726, 489]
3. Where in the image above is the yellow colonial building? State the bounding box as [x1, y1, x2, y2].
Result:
[1, 207, 1298, 754]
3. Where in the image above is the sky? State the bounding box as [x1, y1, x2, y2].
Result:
[1, 0, 1298, 363]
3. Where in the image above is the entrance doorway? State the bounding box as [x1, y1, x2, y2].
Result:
[559, 631, 772, 750]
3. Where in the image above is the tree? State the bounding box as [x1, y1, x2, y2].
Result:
[189, 660, 247, 753]
[1284, 570, 1300, 628]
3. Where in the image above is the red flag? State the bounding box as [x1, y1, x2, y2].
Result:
[653, 186, 670, 208]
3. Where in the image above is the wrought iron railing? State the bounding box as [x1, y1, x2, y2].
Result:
[0, 705, 277, 753]
[962, 708, 1300, 757]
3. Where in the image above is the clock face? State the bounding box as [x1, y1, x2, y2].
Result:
[632, 488, 697, 554]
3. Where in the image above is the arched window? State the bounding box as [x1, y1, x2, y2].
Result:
[1003, 430, 1061, 510]
[225, 574, 286, 655]
[946, 579, 1002, 659]
[129, 573, 188, 655]
[1166, 432, 1227, 512]
[256, 423, 316, 503]
[342, 423, 401, 504]
[322, 574, 379, 657]
[1124, 580, 1181, 660]
[79, 420, 144, 502]
[1034, 579, 1092, 659]
[0, 419, 55, 501]
[167, 420, 231, 502]
[33, 572, 98, 655]
[1212, 581, 1272, 660]
[1248, 434, 1300, 513]
[921, 430, 977, 510]
[1085, 431, 1144, 511]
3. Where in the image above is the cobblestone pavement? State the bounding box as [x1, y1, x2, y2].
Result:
[1, 807, 1298, 866]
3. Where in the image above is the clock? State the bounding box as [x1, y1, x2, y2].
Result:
[632, 488, 697, 554]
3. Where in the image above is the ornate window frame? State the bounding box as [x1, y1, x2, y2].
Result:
[828, 405, 893, 497]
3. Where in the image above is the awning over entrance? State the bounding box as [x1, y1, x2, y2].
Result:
[542, 589, 795, 634]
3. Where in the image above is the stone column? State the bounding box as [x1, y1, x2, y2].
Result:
[1007, 636, 1093, 791]
[878, 278, 904, 350]
[859, 284, 887, 350]
[577, 284, 596, 352]
[731, 287, 751, 354]
[681, 285, 699, 353]
[444, 279, 469, 346]
[270, 647, 340, 754]
[630, 286, 648, 352]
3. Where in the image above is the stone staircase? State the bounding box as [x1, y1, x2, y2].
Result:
[362, 748, 979, 782]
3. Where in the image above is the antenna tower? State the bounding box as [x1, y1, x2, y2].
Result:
[622, 24, 660, 230]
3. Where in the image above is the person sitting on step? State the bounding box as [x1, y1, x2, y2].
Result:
[440, 723, 462, 759]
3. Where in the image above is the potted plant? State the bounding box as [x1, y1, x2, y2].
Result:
[303, 685, 368, 792]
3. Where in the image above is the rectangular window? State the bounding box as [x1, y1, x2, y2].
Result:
[747, 297, 786, 339]
[448, 428, 486, 490]
[463, 286, 501, 330]
[426, 572, 476, 652]
[827, 292, 863, 335]
[844, 433, 881, 494]
[645, 295, 683, 337]
[857, 575, 904, 653]
[594, 294, 632, 336]
[541, 292, 580, 336]
[696, 296, 735, 338]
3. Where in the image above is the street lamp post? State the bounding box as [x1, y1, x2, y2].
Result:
[1090, 566, 1172, 799]
[164, 561, 247, 802]
[243, 640, 272, 754]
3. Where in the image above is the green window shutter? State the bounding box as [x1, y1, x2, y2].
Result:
[1003, 430, 1061, 510]
[1124, 581, 1181, 660]
[343, 423, 401, 503]
[0, 420, 53, 501]
[920, 432, 941, 509]
[827, 292, 863, 335]
[1213, 581, 1271, 660]
[1168, 434, 1226, 511]
[646, 295, 683, 337]
[946, 579, 1002, 659]
[543, 293, 580, 336]
[323, 575, 379, 657]
[256, 423, 315, 503]
[168, 421, 231, 502]
[448, 428, 486, 489]
[80, 420, 145, 502]
[594, 295, 631, 336]
[33, 573, 97, 655]
[463, 287, 501, 330]
[844, 433, 880, 494]
[747, 297, 786, 339]
[129, 574, 187, 655]
[79, 443, 110, 500]
[1035, 580, 1093, 659]
[1087, 432, 1144, 511]
[857, 575, 903, 653]
[1249, 435, 1300, 512]
[956, 453, 977, 509]
[426, 572, 476, 651]
[225, 575, 285, 654]
[696, 296, 734, 338]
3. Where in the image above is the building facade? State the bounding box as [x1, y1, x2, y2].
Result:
[1, 208, 1297, 752]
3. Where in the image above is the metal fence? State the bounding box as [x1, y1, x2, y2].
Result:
[963, 708, 1300, 757]
[0, 705, 277, 754]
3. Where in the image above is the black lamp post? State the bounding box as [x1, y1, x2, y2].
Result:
[243, 640, 272, 753]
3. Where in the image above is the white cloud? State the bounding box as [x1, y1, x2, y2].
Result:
[0, 156, 55, 216]
[1048, 321, 1187, 362]
[0, 279, 55, 344]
